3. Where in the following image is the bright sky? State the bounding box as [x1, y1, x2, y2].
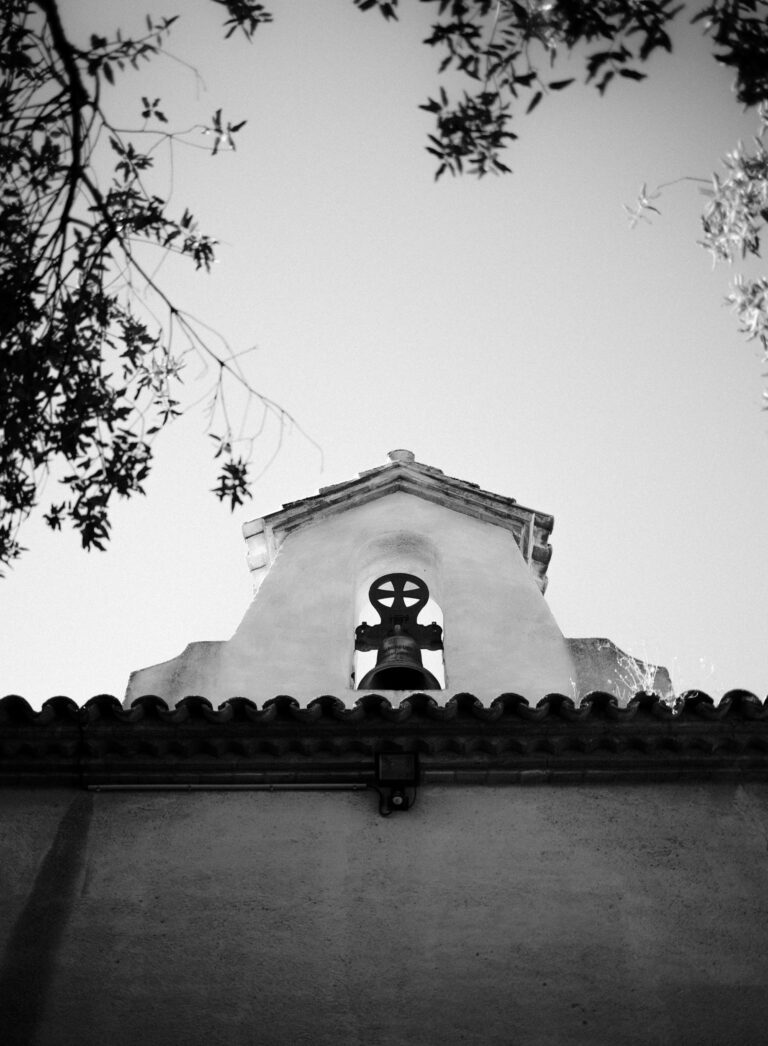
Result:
[3, 0, 767, 706]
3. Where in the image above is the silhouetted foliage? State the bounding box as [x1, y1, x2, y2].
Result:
[407, 2, 767, 180]
[3, 0, 768, 572]
[393, 1, 768, 400]
[1, 0, 286, 571]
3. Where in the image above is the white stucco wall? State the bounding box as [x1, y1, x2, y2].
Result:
[125, 492, 575, 706]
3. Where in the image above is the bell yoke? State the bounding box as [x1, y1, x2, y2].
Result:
[355, 573, 443, 690]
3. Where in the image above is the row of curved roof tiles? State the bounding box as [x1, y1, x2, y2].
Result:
[1, 690, 767, 724]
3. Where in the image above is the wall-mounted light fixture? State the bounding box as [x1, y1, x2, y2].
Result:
[374, 751, 419, 815]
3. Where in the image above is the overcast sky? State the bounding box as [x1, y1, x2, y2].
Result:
[3, 0, 767, 706]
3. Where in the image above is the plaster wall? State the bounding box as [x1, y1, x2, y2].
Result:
[126, 493, 575, 706]
[2, 783, 768, 1046]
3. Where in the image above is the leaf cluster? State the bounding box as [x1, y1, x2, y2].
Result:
[704, 106, 768, 378]
[694, 0, 768, 107]
[0, 0, 278, 572]
[378, 2, 768, 182]
[415, 1, 687, 178]
[212, 0, 274, 40]
[701, 129, 768, 263]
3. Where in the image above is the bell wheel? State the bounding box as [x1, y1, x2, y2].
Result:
[369, 573, 429, 617]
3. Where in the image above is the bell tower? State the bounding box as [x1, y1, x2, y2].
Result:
[125, 450, 670, 707]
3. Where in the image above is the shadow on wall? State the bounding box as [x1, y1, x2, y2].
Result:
[0, 793, 93, 1046]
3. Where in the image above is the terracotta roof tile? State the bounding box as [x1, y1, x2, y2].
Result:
[1, 690, 767, 786]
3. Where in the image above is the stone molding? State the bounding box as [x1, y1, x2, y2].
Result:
[242, 457, 554, 593]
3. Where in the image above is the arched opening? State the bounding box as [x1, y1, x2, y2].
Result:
[353, 573, 445, 690]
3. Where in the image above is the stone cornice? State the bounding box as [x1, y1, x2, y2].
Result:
[243, 459, 554, 592]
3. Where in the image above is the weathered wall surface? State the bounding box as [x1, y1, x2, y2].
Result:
[2, 783, 768, 1046]
[126, 493, 575, 706]
[567, 638, 675, 703]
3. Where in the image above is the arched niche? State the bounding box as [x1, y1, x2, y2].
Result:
[351, 531, 445, 689]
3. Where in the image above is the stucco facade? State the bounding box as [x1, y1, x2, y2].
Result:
[125, 453, 671, 706]
[2, 778, 768, 1046]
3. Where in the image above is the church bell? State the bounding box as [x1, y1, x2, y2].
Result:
[355, 573, 443, 690]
